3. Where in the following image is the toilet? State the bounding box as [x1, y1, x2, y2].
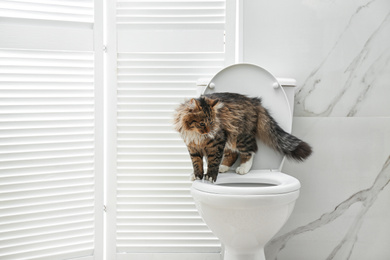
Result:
[191, 63, 301, 260]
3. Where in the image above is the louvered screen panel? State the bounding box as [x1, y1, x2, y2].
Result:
[115, 52, 225, 253]
[117, 0, 225, 29]
[0, 0, 93, 23]
[0, 49, 96, 260]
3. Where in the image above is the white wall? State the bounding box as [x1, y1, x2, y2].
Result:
[241, 0, 390, 259]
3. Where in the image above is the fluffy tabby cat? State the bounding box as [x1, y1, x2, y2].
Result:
[173, 92, 312, 182]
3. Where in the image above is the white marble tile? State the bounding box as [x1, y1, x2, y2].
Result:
[270, 203, 364, 260]
[349, 184, 390, 259]
[295, 11, 390, 117]
[243, 0, 390, 117]
[240, 1, 390, 258]
[265, 117, 390, 259]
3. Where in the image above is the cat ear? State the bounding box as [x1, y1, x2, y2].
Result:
[209, 99, 219, 108]
[189, 98, 201, 110]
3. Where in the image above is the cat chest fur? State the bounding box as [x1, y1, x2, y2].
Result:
[181, 129, 236, 152]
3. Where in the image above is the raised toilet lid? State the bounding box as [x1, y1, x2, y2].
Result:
[203, 63, 292, 171]
[192, 171, 300, 195]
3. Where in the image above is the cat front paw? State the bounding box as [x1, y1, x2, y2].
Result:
[204, 173, 218, 183]
[218, 165, 230, 173]
[190, 173, 203, 181]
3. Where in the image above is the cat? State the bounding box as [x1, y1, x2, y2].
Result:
[173, 92, 312, 182]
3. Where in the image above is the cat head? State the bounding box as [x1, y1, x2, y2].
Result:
[174, 96, 222, 136]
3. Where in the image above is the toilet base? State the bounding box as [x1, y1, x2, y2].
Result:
[224, 247, 265, 260]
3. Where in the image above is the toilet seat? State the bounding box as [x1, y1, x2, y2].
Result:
[192, 171, 300, 195]
[204, 63, 292, 171]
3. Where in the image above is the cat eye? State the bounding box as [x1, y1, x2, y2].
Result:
[200, 123, 205, 127]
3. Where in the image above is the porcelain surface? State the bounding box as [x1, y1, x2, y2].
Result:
[191, 186, 299, 260]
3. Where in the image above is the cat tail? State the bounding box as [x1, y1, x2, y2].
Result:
[256, 105, 312, 161]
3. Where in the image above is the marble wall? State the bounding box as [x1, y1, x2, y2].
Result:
[242, 0, 390, 259]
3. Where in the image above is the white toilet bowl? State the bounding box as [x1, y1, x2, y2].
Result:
[191, 64, 302, 260]
[191, 171, 300, 260]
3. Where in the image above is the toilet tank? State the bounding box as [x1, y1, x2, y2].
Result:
[277, 78, 297, 117]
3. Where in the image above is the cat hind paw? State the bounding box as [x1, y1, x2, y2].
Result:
[235, 154, 254, 175]
[219, 165, 230, 173]
[235, 166, 250, 175]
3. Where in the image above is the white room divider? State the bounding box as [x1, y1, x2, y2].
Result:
[105, 1, 229, 259]
[0, 1, 239, 259]
[0, 1, 103, 259]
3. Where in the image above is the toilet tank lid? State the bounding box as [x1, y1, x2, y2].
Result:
[197, 77, 296, 87]
[276, 78, 296, 87]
